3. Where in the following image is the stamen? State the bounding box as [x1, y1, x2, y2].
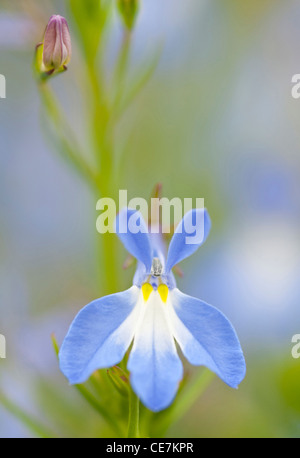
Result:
[142, 283, 153, 302]
[151, 257, 163, 277]
[158, 284, 169, 303]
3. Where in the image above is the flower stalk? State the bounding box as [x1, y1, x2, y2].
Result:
[127, 388, 140, 438]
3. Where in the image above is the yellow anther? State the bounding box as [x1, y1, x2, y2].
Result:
[142, 283, 153, 302]
[158, 284, 169, 303]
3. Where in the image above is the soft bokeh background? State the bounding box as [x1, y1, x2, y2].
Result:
[1, 0, 300, 438]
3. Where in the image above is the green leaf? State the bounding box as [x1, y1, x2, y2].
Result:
[115, 45, 162, 119]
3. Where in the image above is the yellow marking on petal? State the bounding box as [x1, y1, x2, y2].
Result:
[158, 284, 169, 303]
[142, 283, 153, 302]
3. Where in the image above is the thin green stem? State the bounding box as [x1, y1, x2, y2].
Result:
[127, 388, 140, 438]
[113, 45, 162, 122]
[87, 59, 113, 176]
[38, 83, 99, 191]
[87, 56, 118, 295]
[96, 231, 119, 295]
[88, 56, 120, 296]
[113, 28, 131, 113]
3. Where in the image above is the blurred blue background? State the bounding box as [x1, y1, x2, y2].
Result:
[1, 0, 300, 437]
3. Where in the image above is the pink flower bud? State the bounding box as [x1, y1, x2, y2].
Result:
[43, 15, 72, 71]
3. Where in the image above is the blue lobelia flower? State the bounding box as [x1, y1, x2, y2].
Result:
[59, 208, 246, 412]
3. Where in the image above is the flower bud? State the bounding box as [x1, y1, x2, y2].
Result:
[117, 0, 140, 30]
[42, 15, 72, 72]
[107, 366, 129, 396]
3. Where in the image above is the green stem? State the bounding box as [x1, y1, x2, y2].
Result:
[87, 60, 113, 176]
[127, 388, 140, 438]
[38, 83, 99, 191]
[113, 28, 131, 112]
[113, 45, 162, 122]
[97, 231, 118, 295]
[87, 55, 119, 295]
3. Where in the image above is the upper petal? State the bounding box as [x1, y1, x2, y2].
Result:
[116, 208, 153, 272]
[165, 209, 211, 273]
[59, 286, 140, 384]
[133, 261, 147, 287]
[168, 289, 246, 388]
[128, 290, 183, 412]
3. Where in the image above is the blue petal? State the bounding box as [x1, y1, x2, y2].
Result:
[128, 292, 183, 412]
[133, 261, 147, 287]
[116, 208, 153, 272]
[59, 287, 140, 384]
[165, 209, 211, 273]
[169, 289, 246, 388]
